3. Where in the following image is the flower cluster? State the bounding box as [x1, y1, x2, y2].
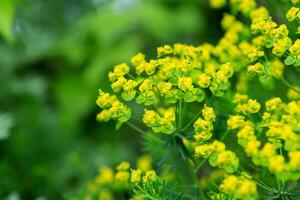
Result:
[232, 93, 261, 114]
[143, 107, 175, 134]
[195, 140, 239, 173]
[91, 1, 300, 199]
[228, 94, 300, 180]
[219, 175, 257, 200]
[96, 90, 131, 123]
[82, 156, 155, 200]
[193, 105, 216, 141]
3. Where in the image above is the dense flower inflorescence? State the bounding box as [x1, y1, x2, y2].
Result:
[92, 0, 300, 199]
[228, 94, 300, 180]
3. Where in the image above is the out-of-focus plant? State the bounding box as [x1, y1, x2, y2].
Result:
[82, 0, 300, 199]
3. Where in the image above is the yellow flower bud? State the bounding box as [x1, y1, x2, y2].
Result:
[247, 63, 264, 75]
[137, 155, 152, 172]
[130, 169, 142, 183]
[265, 97, 282, 111]
[139, 79, 153, 93]
[194, 118, 213, 133]
[157, 82, 172, 95]
[209, 0, 226, 8]
[220, 63, 234, 78]
[116, 161, 130, 171]
[289, 39, 300, 56]
[233, 93, 249, 104]
[131, 53, 145, 66]
[115, 171, 130, 182]
[202, 106, 216, 121]
[142, 170, 157, 183]
[198, 73, 211, 88]
[95, 167, 114, 184]
[227, 115, 245, 129]
[157, 45, 173, 57]
[286, 7, 299, 21]
[178, 77, 194, 92]
[245, 140, 261, 156]
[247, 99, 261, 113]
[143, 110, 157, 126]
[221, 14, 236, 30]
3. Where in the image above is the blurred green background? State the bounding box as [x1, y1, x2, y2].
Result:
[0, 0, 224, 199]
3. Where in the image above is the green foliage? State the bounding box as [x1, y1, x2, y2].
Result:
[132, 180, 184, 200]
[0, 0, 15, 42]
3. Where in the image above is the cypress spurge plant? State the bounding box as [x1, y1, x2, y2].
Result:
[86, 0, 300, 199]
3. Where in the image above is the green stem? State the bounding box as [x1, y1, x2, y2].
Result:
[287, 181, 298, 192]
[193, 158, 207, 174]
[220, 130, 229, 141]
[126, 121, 146, 135]
[295, 66, 300, 73]
[280, 77, 300, 93]
[182, 110, 202, 132]
[236, 169, 273, 192]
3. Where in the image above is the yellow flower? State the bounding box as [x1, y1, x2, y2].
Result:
[289, 39, 300, 56]
[130, 169, 142, 184]
[247, 63, 264, 75]
[111, 76, 127, 92]
[215, 71, 228, 84]
[157, 82, 172, 94]
[211, 140, 226, 152]
[272, 38, 292, 57]
[178, 77, 194, 92]
[198, 73, 211, 88]
[163, 107, 176, 121]
[209, 0, 226, 9]
[194, 131, 212, 141]
[96, 90, 116, 108]
[109, 63, 130, 82]
[137, 155, 152, 172]
[227, 115, 245, 129]
[220, 63, 234, 78]
[269, 155, 285, 174]
[247, 99, 261, 113]
[265, 97, 282, 111]
[96, 110, 111, 122]
[131, 53, 145, 66]
[252, 35, 266, 47]
[291, 0, 300, 4]
[221, 14, 236, 30]
[195, 144, 212, 158]
[233, 93, 248, 104]
[115, 171, 130, 182]
[287, 88, 300, 100]
[270, 59, 284, 78]
[288, 151, 300, 170]
[143, 110, 157, 126]
[245, 140, 261, 156]
[142, 170, 157, 183]
[286, 7, 300, 21]
[95, 167, 114, 184]
[202, 105, 216, 122]
[139, 79, 153, 93]
[194, 117, 213, 133]
[260, 143, 276, 158]
[123, 80, 138, 92]
[116, 161, 130, 171]
[220, 175, 239, 193]
[157, 45, 173, 57]
[236, 179, 257, 199]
